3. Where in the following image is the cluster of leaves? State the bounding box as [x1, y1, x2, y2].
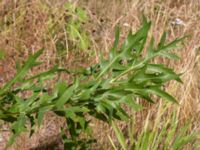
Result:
[0, 17, 184, 149]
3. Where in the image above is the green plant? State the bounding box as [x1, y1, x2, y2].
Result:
[110, 103, 199, 150]
[45, 1, 90, 62]
[0, 17, 185, 149]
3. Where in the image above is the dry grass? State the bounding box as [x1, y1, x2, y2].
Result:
[0, 0, 199, 149]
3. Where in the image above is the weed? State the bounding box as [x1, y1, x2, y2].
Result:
[0, 16, 189, 149]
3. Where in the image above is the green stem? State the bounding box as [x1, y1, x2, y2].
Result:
[110, 60, 147, 83]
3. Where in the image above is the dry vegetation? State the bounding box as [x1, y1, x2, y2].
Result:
[0, 0, 199, 149]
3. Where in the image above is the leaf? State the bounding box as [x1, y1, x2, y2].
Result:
[96, 18, 151, 80]
[110, 26, 120, 60]
[173, 133, 198, 150]
[135, 90, 155, 103]
[37, 93, 52, 106]
[37, 106, 52, 127]
[120, 83, 155, 103]
[147, 87, 178, 103]
[158, 32, 167, 49]
[159, 51, 181, 60]
[122, 19, 151, 56]
[108, 135, 118, 150]
[55, 80, 78, 108]
[68, 24, 89, 50]
[64, 2, 75, 12]
[26, 65, 59, 81]
[76, 7, 88, 22]
[141, 130, 151, 150]
[132, 64, 182, 84]
[115, 105, 130, 121]
[147, 37, 155, 58]
[146, 64, 182, 82]
[9, 114, 26, 145]
[0, 49, 44, 95]
[123, 96, 143, 111]
[158, 36, 185, 52]
[55, 80, 68, 97]
[111, 121, 127, 150]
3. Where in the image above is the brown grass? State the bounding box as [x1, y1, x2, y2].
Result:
[0, 0, 199, 149]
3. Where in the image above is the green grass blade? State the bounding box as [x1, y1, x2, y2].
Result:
[112, 121, 127, 150]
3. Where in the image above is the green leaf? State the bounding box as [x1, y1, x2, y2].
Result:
[147, 87, 178, 103]
[158, 37, 185, 52]
[122, 19, 151, 56]
[141, 130, 151, 150]
[159, 51, 181, 60]
[158, 32, 167, 49]
[9, 114, 26, 145]
[111, 121, 127, 150]
[37, 93, 52, 105]
[0, 49, 44, 95]
[55, 80, 68, 97]
[132, 64, 182, 84]
[55, 80, 78, 108]
[26, 65, 58, 81]
[64, 2, 75, 12]
[173, 133, 198, 150]
[76, 7, 88, 22]
[68, 24, 89, 50]
[110, 26, 120, 60]
[37, 107, 47, 127]
[147, 37, 155, 58]
[37, 106, 54, 127]
[123, 96, 143, 111]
